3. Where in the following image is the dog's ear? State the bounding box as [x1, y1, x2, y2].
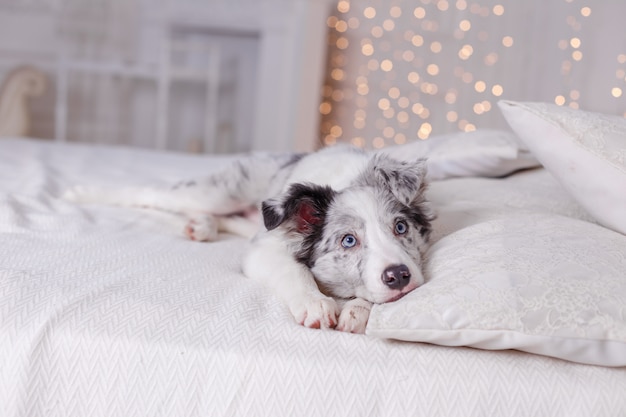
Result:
[359, 154, 436, 240]
[359, 154, 429, 206]
[262, 183, 335, 234]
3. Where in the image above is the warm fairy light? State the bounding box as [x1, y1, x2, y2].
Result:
[351, 137, 364, 147]
[367, 59, 379, 71]
[445, 89, 457, 104]
[378, 98, 391, 110]
[461, 71, 473, 83]
[561, 60, 572, 75]
[612, 87, 623, 98]
[407, 71, 420, 84]
[353, 119, 365, 129]
[330, 125, 343, 137]
[502, 36, 514, 47]
[493, 4, 504, 16]
[383, 19, 395, 31]
[380, 59, 393, 71]
[426, 64, 439, 75]
[417, 122, 432, 139]
[430, 41, 443, 53]
[458, 44, 473, 59]
[372, 137, 385, 148]
[383, 126, 395, 138]
[394, 133, 406, 144]
[421, 82, 438, 95]
[361, 44, 374, 56]
[335, 20, 348, 32]
[371, 26, 384, 38]
[383, 126, 396, 139]
[329, 89, 343, 102]
[336, 37, 349, 49]
[484, 52, 498, 66]
[411, 102, 424, 115]
[330, 68, 345, 81]
[319, 0, 611, 149]
[411, 35, 424, 47]
[618, 54, 626, 64]
[397, 111, 409, 123]
[348, 17, 360, 29]
[363, 7, 376, 19]
[413, 7, 426, 19]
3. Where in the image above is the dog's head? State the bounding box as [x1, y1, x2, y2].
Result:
[262, 154, 435, 304]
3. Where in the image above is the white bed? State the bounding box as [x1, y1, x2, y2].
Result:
[1, 101, 625, 416]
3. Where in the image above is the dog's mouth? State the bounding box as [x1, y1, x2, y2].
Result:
[384, 291, 410, 303]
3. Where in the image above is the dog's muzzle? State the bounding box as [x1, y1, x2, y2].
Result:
[381, 264, 411, 290]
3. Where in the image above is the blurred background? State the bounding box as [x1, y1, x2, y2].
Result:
[0, 0, 625, 153]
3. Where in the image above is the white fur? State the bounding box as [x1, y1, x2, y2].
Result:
[64, 146, 433, 334]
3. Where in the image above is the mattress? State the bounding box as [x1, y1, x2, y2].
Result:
[1, 137, 625, 417]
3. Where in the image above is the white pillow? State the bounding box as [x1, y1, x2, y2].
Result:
[377, 129, 539, 180]
[367, 212, 626, 367]
[498, 100, 626, 235]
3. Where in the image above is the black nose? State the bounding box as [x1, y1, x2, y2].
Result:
[381, 264, 411, 290]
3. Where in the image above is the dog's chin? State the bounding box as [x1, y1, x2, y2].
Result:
[379, 282, 420, 304]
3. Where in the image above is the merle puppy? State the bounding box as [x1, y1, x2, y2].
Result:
[65, 145, 435, 333]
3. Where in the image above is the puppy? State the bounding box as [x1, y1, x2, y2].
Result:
[65, 145, 435, 333]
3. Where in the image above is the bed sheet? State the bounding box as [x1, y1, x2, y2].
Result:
[1, 138, 625, 417]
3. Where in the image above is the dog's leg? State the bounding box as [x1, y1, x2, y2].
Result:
[336, 298, 372, 334]
[243, 234, 340, 329]
[64, 154, 297, 239]
[65, 155, 285, 213]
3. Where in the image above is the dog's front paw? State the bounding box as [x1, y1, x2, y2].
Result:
[291, 296, 339, 330]
[184, 215, 218, 242]
[336, 299, 372, 334]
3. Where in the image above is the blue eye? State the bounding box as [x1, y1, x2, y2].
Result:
[341, 234, 358, 248]
[395, 220, 408, 235]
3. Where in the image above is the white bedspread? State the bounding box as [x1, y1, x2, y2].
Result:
[1, 138, 625, 417]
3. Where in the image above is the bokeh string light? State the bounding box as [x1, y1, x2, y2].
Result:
[320, 0, 625, 148]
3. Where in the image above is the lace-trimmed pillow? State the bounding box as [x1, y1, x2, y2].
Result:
[498, 100, 626, 235]
[367, 212, 626, 367]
